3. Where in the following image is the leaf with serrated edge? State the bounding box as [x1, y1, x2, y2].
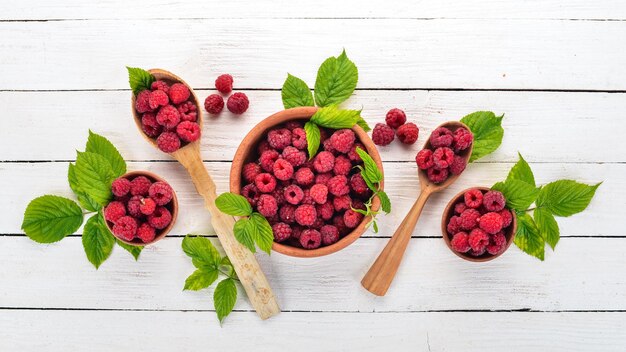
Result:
[86, 130, 126, 177]
[82, 213, 115, 269]
[214, 278, 238, 323]
[74, 151, 115, 206]
[215, 192, 253, 216]
[514, 213, 545, 260]
[378, 190, 391, 214]
[21, 195, 84, 243]
[356, 115, 371, 132]
[492, 179, 539, 212]
[534, 207, 560, 250]
[116, 239, 143, 260]
[355, 147, 382, 184]
[281, 74, 314, 109]
[233, 219, 256, 253]
[507, 152, 535, 187]
[460, 111, 504, 162]
[536, 180, 601, 217]
[304, 121, 321, 159]
[314, 50, 358, 107]
[126, 66, 155, 95]
[184, 268, 219, 291]
[68, 163, 100, 212]
[310, 105, 360, 129]
[249, 213, 274, 255]
[182, 235, 221, 268]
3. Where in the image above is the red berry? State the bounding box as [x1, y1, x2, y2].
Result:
[317, 202, 335, 221]
[327, 175, 350, 196]
[315, 172, 333, 186]
[499, 209, 513, 228]
[148, 181, 174, 206]
[447, 215, 461, 234]
[177, 101, 197, 122]
[259, 150, 279, 172]
[464, 189, 484, 208]
[257, 194, 278, 217]
[242, 183, 260, 207]
[432, 147, 455, 169]
[283, 184, 304, 205]
[468, 228, 489, 253]
[139, 197, 157, 215]
[141, 112, 162, 138]
[479, 212, 504, 234]
[127, 196, 143, 218]
[254, 173, 277, 193]
[272, 222, 292, 242]
[169, 83, 190, 105]
[449, 155, 467, 175]
[104, 201, 126, 223]
[285, 121, 303, 130]
[111, 177, 131, 197]
[310, 184, 329, 204]
[415, 149, 434, 170]
[396, 122, 419, 145]
[299, 229, 322, 249]
[343, 209, 363, 228]
[385, 108, 406, 129]
[227, 92, 249, 114]
[372, 123, 395, 146]
[350, 173, 370, 197]
[291, 128, 308, 150]
[282, 146, 306, 167]
[483, 190, 506, 212]
[113, 216, 138, 241]
[333, 155, 352, 176]
[330, 129, 355, 153]
[204, 94, 224, 114]
[347, 143, 364, 162]
[151, 80, 170, 94]
[294, 167, 314, 186]
[242, 163, 262, 183]
[273, 159, 294, 181]
[149, 90, 169, 110]
[156, 132, 181, 153]
[427, 167, 449, 183]
[453, 127, 473, 152]
[156, 105, 181, 129]
[215, 74, 234, 94]
[130, 176, 151, 196]
[320, 225, 340, 246]
[137, 222, 157, 243]
[267, 128, 292, 151]
[450, 232, 471, 253]
[279, 204, 297, 224]
[454, 202, 467, 214]
[430, 127, 453, 148]
[333, 195, 352, 212]
[176, 121, 201, 142]
[313, 151, 335, 173]
[295, 204, 317, 226]
[487, 231, 507, 255]
[460, 209, 481, 230]
[148, 206, 172, 230]
[135, 90, 153, 113]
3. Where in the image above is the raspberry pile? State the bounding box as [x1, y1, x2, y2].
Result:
[204, 74, 249, 115]
[104, 174, 175, 244]
[135, 80, 201, 153]
[415, 126, 473, 183]
[372, 108, 420, 146]
[241, 121, 371, 250]
[446, 188, 513, 257]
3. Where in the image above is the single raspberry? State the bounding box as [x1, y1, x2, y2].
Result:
[136, 222, 157, 243]
[313, 151, 335, 173]
[104, 201, 126, 223]
[112, 216, 138, 241]
[127, 195, 143, 218]
[227, 92, 249, 114]
[279, 204, 297, 223]
[327, 175, 350, 196]
[156, 105, 181, 129]
[372, 123, 395, 146]
[156, 132, 181, 153]
[148, 182, 174, 206]
[259, 149, 279, 172]
[415, 149, 434, 170]
[433, 147, 455, 169]
[343, 209, 363, 228]
[169, 83, 190, 104]
[215, 74, 234, 94]
[139, 197, 157, 215]
[315, 173, 333, 186]
[176, 101, 197, 122]
[333, 195, 352, 212]
[294, 167, 314, 186]
[141, 112, 162, 138]
[176, 121, 201, 143]
[310, 184, 328, 204]
[272, 159, 294, 181]
[449, 155, 467, 175]
[453, 127, 473, 152]
[447, 215, 461, 234]
[283, 184, 304, 205]
[204, 94, 224, 114]
[316, 202, 335, 221]
[430, 127, 453, 148]
[272, 222, 292, 242]
[330, 129, 356, 153]
[242, 183, 260, 206]
[333, 155, 352, 176]
[499, 209, 513, 228]
[299, 229, 322, 249]
[135, 90, 153, 113]
[464, 189, 484, 208]
[320, 225, 340, 246]
[483, 190, 506, 212]
[487, 231, 507, 255]
[396, 122, 419, 145]
[349, 173, 369, 196]
[450, 232, 471, 253]
[347, 143, 364, 162]
[479, 212, 504, 234]
[282, 146, 306, 167]
[257, 194, 278, 217]
[111, 177, 131, 197]
[242, 162, 262, 183]
[257, 140, 271, 155]
[130, 176, 151, 196]
[149, 90, 169, 110]
[468, 228, 489, 252]
[291, 128, 308, 150]
[332, 215, 349, 235]
[301, 188, 314, 205]
[148, 206, 172, 230]
[454, 202, 467, 214]
[460, 209, 481, 230]
[254, 173, 277, 193]
[295, 204, 317, 226]
[151, 80, 170, 94]
[385, 108, 407, 129]
[427, 167, 449, 184]
[318, 138, 332, 154]
[267, 128, 292, 150]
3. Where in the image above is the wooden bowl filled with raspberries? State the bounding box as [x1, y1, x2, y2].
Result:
[442, 187, 516, 262]
[230, 107, 384, 258]
[103, 171, 178, 246]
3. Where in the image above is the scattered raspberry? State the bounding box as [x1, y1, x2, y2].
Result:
[242, 183, 260, 206]
[156, 132, 181, 153]
[330, 129, 356, 153]
[104, 201, 126, 223]
[468, 228, 489, 252]
[227, 92, 249, 114]
[415, 149, 434, 170]
[460, 209, 481, 230]
[291, 128, 308, 150]
[259, 150, 279, 172]
[450, 232, 471, 253]
[156, 105, 181, 129]
[294, 167, 314, 186]
[148, 206, 172, 230]
[151, 80, 170, 94]
[137, 222, 157, 243]
[310, 184, 328, 204]
[267, 128, 292, 150]
[313, 151, 335, 173]
[135, 90, 153, 113]
[427, 167, 449, 184]
[127, 196, 143, 218]
[141, 112, 162, 138]
[317, 202, 335, 221]
[333, 195, 352, 212]
[149, 90, 169, 110]
[349, 173, 369, 196]
[487, 231, 507, 255]
[483, 190, 506, 212]
[449, 155, 467, 175]
[479, 212, 504, 234]
[396, 122, 419, 145]
[333, 155, 352, 176]
[499, 209, 513, 228]
[112, 216, 138, 241]
[148, 182, 174, 206]
[295, 204, 317, 226]
[139, 197, 156, 215]
[343, 209, 363, 228]
[454, 202, 467, 214]
[372, 123, 395, 146]
[169, 83, 190, 105]
[385, 108, 407, 129]
[432, 147, 455, 169]
[272, 222, 292, 242]
[257, 194, 278, 217]
[130, 176, 151, 196]
[299, 229, 322, 249]
[111, 177, 131, 197]
[447, 215, 461, 234]
[255, 173, 277, 193]
[282, 146, 306, 167]
[242, 163, 262, 183]
[204, 94, 224, 114]
[279, 204, 296, 223]
[283, 184, 304, 205]
[453, 127, 473, 152]
[315, 173, 333, 186]
[430, 127, 453, 148]
[177, 101, 197, 122]
[176, 121, 201, 142]
[464, 189, 483, 208]
[273, 158, 294, 181]
[327, 175, 350, 196]
[320, 225, 340, 245]
[215, 74, 234, 94]
[347, 143, 364, 162]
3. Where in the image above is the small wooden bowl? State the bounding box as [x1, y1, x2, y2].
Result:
[441, 187, 517, 262]
[230, 107, 383, 258]
[105, 171, 179, 246]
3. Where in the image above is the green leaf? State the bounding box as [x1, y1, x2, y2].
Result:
[249, 213, 274, 255]
[378, 190, 391, 214]
[214, 278, 237, 323]
[355, 115, 371, 132]
[116, 239, 143, 260]
[126, 66, 155, 95]
[21, 195, 84, 243]
[304, 121, 321, 159]
[372, 220, 379, 233]
[460, 111, 504, 162]
[356, 147, 382, 184]
[86, 130, 126, 177]
[281, 74, 314, 109]
[492, 179, 539, 211]
[184, 268, 219, 291]
[233, 219, 256, 253]
[534, 207, 560, 250]
[68, 163, 101, 212]
[182, 235, 222, 269]
[536, 180, 601, 217]
[74, 151, 115, 206]
[310, 105, 361, 129]
[507, 152, 535, 187]
[514, 213, 545, 260]
[82, 213, 115, 269]
[314, 50, 358, 107]
[215, 193, 253, 217]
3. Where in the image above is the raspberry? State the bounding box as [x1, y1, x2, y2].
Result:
[479, 212, 504, 234]
[332, 215, 349, 235]
[291, 226, 304, 240]
[204, 94, 224, 114]
[487, 231, 507, 255]
[169, 83, 190, 104]
[227, 92, 249, 114]
[127, 196, 143, 218]
[330, 129, 356, 153]
[259, 149, 280, 172]
[141, 112, 162, 138]
[310, 184, 328, 204]
[327, 175, 350, 196]
[136, 222, 157, 243]
[483, 190, 506, 212]
[112, 216, 138, 241]
[257, 194, 278, 217]
[301, 188, 315, 205]
[468, 228, 489, 252]
[272, 186, 286, 205]
[449, 155, 467, 175]
[460, 209, 481, 230]
[310, 216, 323, 229]
[279, 204, 297, 223]
[148, 182, 174, 206]
[111, 177, 131, 197]
[454, 202, 467, 214]
[176, 121, 201, 143]
[333, 195, 352, 212]
[241, 163, 261, 183]
[130, 176, 151, 196]
[333, 155, 352, 176]
[148, 206, 172, 230]
[283, 184, 304, 205]
[415, 149, 434, 170]
[396, 122, 419, 145]
[215, 74, 234, 94]
[499, 209, 513, 228]
[347, 143, 364, 162]
[316, 202, 335, 221]
[135, 90, 153, 113]
[291, 128, 307, 150]
[433, 147, 455, 169]
[284, 121, 302, 130]
[282, 146, 306, 167]
[294, 167, 314, 186]
[470, 248, 486, 257]
[273, 159, 294, 181]
[257, 140, 271, 155]
[156, 105, 181, 129]
[177, 101, 197, 122]
[242, 183, 260, 206]
[139, 197, 156, 215]
[348, 174, 368, 195]
[464, 189, 483, 208]
[427, 167, 449, 184]
[385, 108, 407, 129]
[299, 229, 322, 249]
[254, 173, 277, 193]
[104, 201, 126, 223]
[156, 132, 181, 153]
[295, 204, 317, 226]
[343, 209, 363, 228]
[313, 151, 335, 173]
[151, 80, 170, 94]
[272, 222, 292, 242]
[315, 173, 333, 186]
[372, 123, 395, 146]
[149, 90, 169, 110]
[320, 225, 340, 245]
[450, 232, 471, 253]
[447, 215, 461, 234]
[268, 128, 292, 151]
[430, 127, 453, 148]
[453, 127, 473, 152]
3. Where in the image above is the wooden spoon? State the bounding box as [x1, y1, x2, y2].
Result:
[131, 69, 280, 320]
[361, 121, 473, 296]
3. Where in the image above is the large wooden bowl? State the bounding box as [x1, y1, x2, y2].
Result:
[230, 107, 383, 258]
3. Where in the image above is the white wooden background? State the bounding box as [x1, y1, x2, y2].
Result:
[1, 1, 625, 351]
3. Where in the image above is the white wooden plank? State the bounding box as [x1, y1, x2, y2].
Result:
[2, 90, 624, 163]
[1, 19, 625, 90]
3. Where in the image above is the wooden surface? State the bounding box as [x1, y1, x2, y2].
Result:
[1, 1, 624, 351]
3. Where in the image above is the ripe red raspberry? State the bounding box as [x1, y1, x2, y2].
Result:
[460, 208, 481, 230]
[148, 206, 172, 230]
[343, 209, 363, 228]
[385, 108, 407, 129]
[156, 132, 181, 153]
[323, 138, 335, 154]
[111, 177, 131, 197]
[446, 215, 461, 234]
[149, 90, 169, 110]
[176, 121, 201, 143]
[137, 222, 157, 243]
[130, 176, 151, 196]
[396, 122, 419, 145]
[310, 184, 329, 204]
[454, 202, 467, 214]
[279, 204, 296, 223]
[272, 222, 292, 242]
[499, 209, 513, 228]
[427, 167, 449, 184]
[330, 129, 356, 153]
[347, 143, 364, 162]
[135, 90, 153, 113]
[139, 197, 156, 215]
[333, 155, 352, 176]
[148, 181, 174, 206]
[204, 94, 224, 114]
[315, 173, 333, 186]
[430, 127, 454, 148]
[227, 92, 249, 114]
[127, 195, 143, 218]
[215, 74, 234, 94]
[242, 183, 260, 206]
[254, 173, 277, 193]
[464, 189, 484, 208]
[291, 128, 307, 150]
[327, 175, 350, 196]
[156, 105, 181, 129]
[350, 173, 369, 196]
[241, 163, 260, 183]
[317, 202, 335, 221]
[313, 151, 335, 173]
[320, 225, 340, 246]
[372, 123, 395, 146]
[169, 83, 190, 104]
[483, 190, 506, 212]
[113, 216, 138, 241]
[433, 147, 455, 169]
[257, 194, 278, 217]
[282, 146, 306, 167]
[272, 159, 294, 181]
[333, 195, 351, 212]
[299, 229, 322, 249]
[283, 184, 304, 205]
[450, 232, 471, 253]
[267, 128, 292, 151]
[141, 112, 162, 138]
[301, 188, 314, 205]
[453, 127, 473, 152]
[151, 80, 170, 94]
[259, 150, 279, 172]
[104, 201, 126, 223]
[295, 204, 317, 226]
[294, 167, 314, 186]
[449, 155, 467, 175]
[415, 149, 434, 170]
[479, 212, 504, 234]
[468, 228, 489, 252]
[487, 231, 507, 255]
[177, 101, 197, 122]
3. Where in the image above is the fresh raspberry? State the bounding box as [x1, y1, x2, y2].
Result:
[433, 147, 455, 169]
[415, 149, 434, 170]
[127, 196, 143, 218]
[331, 215, 348, 235]
[295, 204, 317, 226]
[104, 201, 126, 223]
[499, 209, 513, 228]
[343, 209, 363, 228]
[254, 173, 277, 193]
[149, 90, 169, 110]
[291, 128, 308, 150]
[301, 188, 314, 205]
[215, 74, 234, 94]
[327, 175, 350, 196]
[449, 155, 467, 175]
[396, 122, 419, 145]
[310, 184, 328, 204]
[487, 231, 507, 255]
[177, 101, 197, 122]
[148, 206, 172, 230]
[347, 143, 364, 162]
[450, 232, 471, 253]
[385, 108, 407, 129]
[299, 229, 322, 249]
[460, 209, 481, 230]
[112, 216, 138, 241]
[135, 90, 153, 113]
[279, 204, 296, 223]
[257, 194, 278, 217]
[111, 177, 131, 197]
[176, 121, 201, 143]
[313, 151, 335, 173]
[283, 184, 304, 205]
[453, 127, 473, 152]
[141, 112, 162, 138]
[479, 212, 504, 234]
[372, 123, 395, 146]
[272, 222, 292, 242]
[294, 167, 314, 186]
[464, 189, 484, 208]
[282, 146, 306, 167]
[316, 202, 335, 221]
[291, 225, 304, 240]
[130, 176, 151, 196]
[333, 195, 351, 212]
[268, 128, 292, 151]
[349, 174, 369, 197]
[242, 183, 260, 206]
[333, 155, 352, 176]
[330, 129, 356, 153]
[156, 105, 181, 129]
[156, 132, 181, 153]
[446, 215, 461, 234]
[241, 163, 261, 183]
[427, 167, 449, 184]
[139, 197, 156, 215]
[148, 182, 174, 206]
[483, 190, 506, 212]
[204, 94, 224, 114]
[136, 222, 157, 243]
[315, 173, 333, 186]
[227, 92, 249, 114]
[259, 150, 280, 172]
[169, 83, 190, 105]
[468, 228, 489, 252]
[430, 127, 453, 148]
[151, 80, 170, 94]
[257, 140, 271, 155]
[271, 187, 285, 206]
[272, 159, 294, 181]
[454, 202, 467, 215]
[284, 121, 302, 130]
[320, 225, 340, 245]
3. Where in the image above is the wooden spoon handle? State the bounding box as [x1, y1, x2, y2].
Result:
[172, 144, 280, 320]
[361, 189, 432, 296]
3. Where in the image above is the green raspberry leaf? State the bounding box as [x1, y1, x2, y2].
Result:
[314, 50, 358, 107]
[82, 213, 115, 269]
[514, 213, 545, 261]
[507, 152, 535, 187]
[215, 192, 253, 217]
[182, 235, 222, 269]
[304, 121, 321, 159]
[74, 151, 116, 206]
[85, 130, 126, 177]
[460, 111, 504, 162]
[378, 190, 391, 214]
[21, 195, 84, 243]
[184, 268, 219, 291]
[281, 73, 314, 109]
[534, 207, 560, 250]
[116, 239, 143, 260]
[249, 213, 274, 255]
[355, 115, 371, 132]
[356, 147, 382, 184]
[310, 105, 361, 129]
[214, 278, 238, 324]
[233, 219, 256, 253]
[126, 66, 155, 95]
[492, 179, 539, 212]
[536, 180, 601, 217]
[68, 163, 101, 212]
